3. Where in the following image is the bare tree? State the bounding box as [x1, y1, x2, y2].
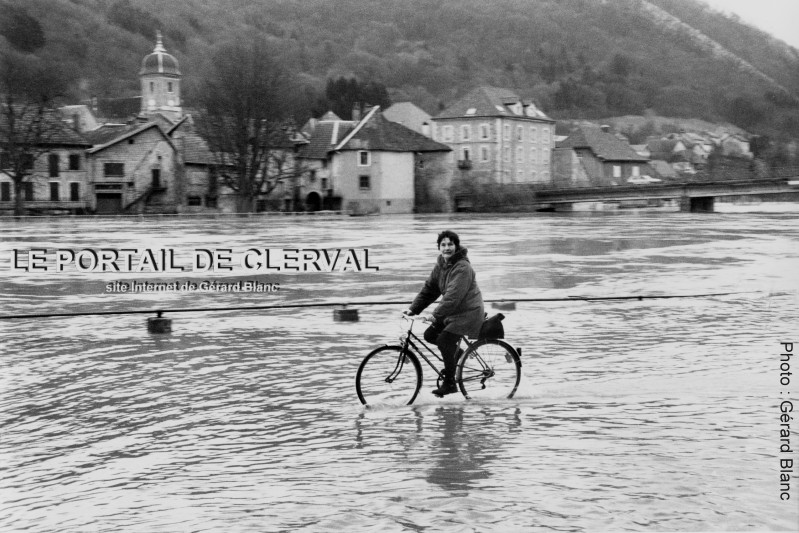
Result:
[195, 38, 308, 213]
[0, 53, 68, 216]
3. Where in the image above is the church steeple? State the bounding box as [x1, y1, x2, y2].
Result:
[139, 32, 182, 121]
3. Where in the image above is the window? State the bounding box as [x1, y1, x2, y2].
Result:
[530, 147, 537, 164]
[542, 126, 550, 144]
[461, 147, 471, 161]
[23, 182, 33, 201]
[517, 169, 524, 181]
[48, 154, 59, 177]
[517, 126, 524, 141]
[480, 123, 490, 140]
[542, 150, 549, 164]
[358, 151, 371, 166]
[187, 196, 202, 206]
[69, 154, 80, 171]
[503, 147, 510, 162]
[152, 169, 161, 188]
[613, 165, 622, 178]
[205, 196, 218, 208]
[308, 169, 317, 182]
[441, 126, 454, 142]
[461, 125, 471, 141]
[150, 82, 155, 93]
[70, 183, 80, 201]
[503, 124, 510, 141]
[49, 182, 60, 201]
[632, 165, 640, 177]
[104, 163, 124, 177]
[128, 138, 135, 145]
[480, 145, 490, 162]
[168, 82, 173, 93]
[516, 146, 524, 163]
[321, 178, 329, 190]
[530, 126, 537, 142]
[359, 175, 370, 190]
[1, 182, 10, 201]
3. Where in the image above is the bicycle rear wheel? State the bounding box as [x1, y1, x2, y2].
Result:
[356, 346, 422, 407]
[456, 339, 521, 400]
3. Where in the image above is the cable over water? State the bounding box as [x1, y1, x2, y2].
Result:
[0, 290, 773, 320]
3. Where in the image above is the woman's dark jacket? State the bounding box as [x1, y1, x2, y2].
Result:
[409, 247, 485, 337]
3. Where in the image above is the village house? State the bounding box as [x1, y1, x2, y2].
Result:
[83, 122, 179, 214]
[556, 125, 653, 186]
[296, 111, 355, 212]
[298, 107, 452, 214]
[431, 86, 556, 187]
[0, 112, 92, 215]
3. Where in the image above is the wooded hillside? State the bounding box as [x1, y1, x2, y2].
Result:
[2, 0, 798, 139]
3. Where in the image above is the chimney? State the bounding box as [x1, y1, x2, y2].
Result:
[352, 102, 362, 122]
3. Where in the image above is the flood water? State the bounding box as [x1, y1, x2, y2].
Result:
[1, 209, 798, 532]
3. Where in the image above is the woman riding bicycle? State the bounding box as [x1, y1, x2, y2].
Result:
[403, 230, 485, 397]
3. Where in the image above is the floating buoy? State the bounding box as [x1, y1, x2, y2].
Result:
[333, 306, 359, 322]
[147, 311, 172, 334]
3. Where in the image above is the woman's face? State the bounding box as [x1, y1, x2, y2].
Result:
[439, 237, 457, 259]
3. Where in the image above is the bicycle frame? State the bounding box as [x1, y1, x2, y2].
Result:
[399, 318, 473, 380]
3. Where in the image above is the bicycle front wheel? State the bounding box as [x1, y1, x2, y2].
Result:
[456, 339, 521, 401]
[356, 346, 422, 407]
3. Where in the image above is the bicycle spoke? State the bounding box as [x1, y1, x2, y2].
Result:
[356, 346, 422, 407]
[457, 340, 520, 400]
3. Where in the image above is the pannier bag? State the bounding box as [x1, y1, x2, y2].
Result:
[478, 313, 505, 340]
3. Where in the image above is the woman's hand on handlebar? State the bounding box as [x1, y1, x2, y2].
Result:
[401, 309, 433, 323]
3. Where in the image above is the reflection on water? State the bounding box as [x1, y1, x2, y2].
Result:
[1, 212, 798, 531]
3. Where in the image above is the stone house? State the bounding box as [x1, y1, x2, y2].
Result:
[296, 112, 355, 211]
[431, 86, 556, 187]
[307, 106, 451, 214]
[556, 125, 652, 186]
[0, 109, 93, 215]
[84, 122, 179, 214]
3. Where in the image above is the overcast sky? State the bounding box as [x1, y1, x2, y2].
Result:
[699, 0, 799, 49]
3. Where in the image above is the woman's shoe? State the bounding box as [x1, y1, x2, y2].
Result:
[432, 380, 458, 397]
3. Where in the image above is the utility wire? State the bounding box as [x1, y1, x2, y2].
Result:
[0, 291, 765, 321]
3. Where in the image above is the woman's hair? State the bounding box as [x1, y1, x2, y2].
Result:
[437, 230, 460, 249]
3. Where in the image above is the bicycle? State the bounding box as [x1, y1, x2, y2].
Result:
[355, 316, 522, 407]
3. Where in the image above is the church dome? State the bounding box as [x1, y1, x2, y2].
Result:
[140, 32, 181, 76]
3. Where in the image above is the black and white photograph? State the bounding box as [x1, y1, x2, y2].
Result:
[1, 0, 798, 531]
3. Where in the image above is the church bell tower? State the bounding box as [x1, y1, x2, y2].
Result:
[139, 31, 182, 121]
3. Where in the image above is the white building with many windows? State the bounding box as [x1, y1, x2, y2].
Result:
[431, 86, 556, 186]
